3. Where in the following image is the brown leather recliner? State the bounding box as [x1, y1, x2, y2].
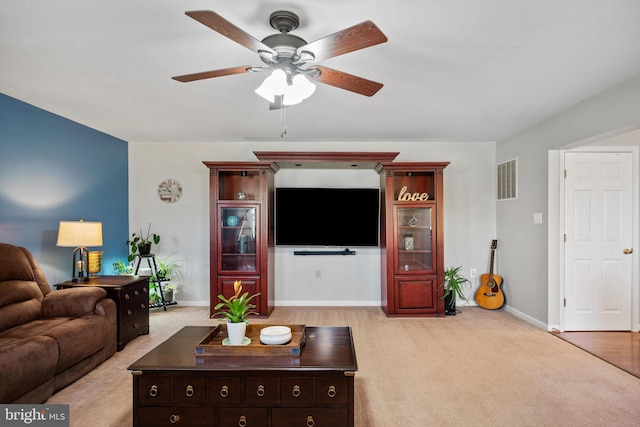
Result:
[0, 243, 117, 403]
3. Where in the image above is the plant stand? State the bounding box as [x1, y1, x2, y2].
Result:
[133, 254, 177, 310]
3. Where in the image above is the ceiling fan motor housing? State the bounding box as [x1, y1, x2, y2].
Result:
[261, 33, 307, 62]
[269, 11, 299, 33]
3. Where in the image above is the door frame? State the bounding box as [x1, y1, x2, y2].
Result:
[549, 145, 639, 332]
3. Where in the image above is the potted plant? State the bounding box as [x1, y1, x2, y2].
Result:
[439, 266, 471, 315]
[153, 255, 182, 303]
[127, 224, 160, 262]
[213, 280, 260, 344]
[162, 284, 175, 303]
[112, 259, 133, 275]
[155, 255, 182, 281]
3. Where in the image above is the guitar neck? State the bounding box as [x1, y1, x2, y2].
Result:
[489, 249, 495, 275]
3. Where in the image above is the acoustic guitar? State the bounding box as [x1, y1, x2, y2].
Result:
[475, 240, 505, 310]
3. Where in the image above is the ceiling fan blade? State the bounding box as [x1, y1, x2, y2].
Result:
[310, 65, 383, 97]
[185, 10, 275, 55]
[172, 66, 253, 82]
[298, 21, 387, 62]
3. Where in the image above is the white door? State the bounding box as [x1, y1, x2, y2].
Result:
[564, 152, 633, 330]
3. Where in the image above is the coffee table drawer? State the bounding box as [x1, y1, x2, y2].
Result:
[219, 408, 268, 427]
[279, 377, 314, 406]
[138, 376, 172, 405]
[174, 376, 207, 405]
[137, 406, 214, 426]
[315, 377, 349, 405]
[244, 377, 278, 405]
[209, 376, 243, 405]
[272, 408, 348, 427]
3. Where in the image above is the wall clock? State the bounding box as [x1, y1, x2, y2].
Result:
[158, 178, 183, 203]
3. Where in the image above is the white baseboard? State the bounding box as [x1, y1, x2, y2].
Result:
[274, 300, 382, 307]
[174, 300, 209, 307]
[503, 305, 548, 330]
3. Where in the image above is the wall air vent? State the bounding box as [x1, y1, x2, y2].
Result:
[497, 158, 518, 201]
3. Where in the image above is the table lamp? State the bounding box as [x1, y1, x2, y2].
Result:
[57, 220, 103, 282]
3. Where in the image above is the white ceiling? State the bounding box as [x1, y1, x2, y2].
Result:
[2, 0, 640, 143]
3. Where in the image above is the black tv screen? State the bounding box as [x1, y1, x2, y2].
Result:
[275, 188, 380, 247]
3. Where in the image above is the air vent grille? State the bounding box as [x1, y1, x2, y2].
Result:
[497, 158, 517, 201]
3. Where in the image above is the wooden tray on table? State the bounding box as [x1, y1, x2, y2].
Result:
[195, 324, 306, 357]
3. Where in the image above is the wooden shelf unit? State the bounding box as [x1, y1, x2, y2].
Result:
[378, 162, 449, 316]
[203, 162, 278, 318]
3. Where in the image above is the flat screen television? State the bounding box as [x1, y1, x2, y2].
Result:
[275, 187, 380, 247]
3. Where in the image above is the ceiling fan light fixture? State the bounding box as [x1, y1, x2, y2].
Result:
[255, 69, 288, 102]
[282, 74, 316, 106]
[255, 69, 316, 105]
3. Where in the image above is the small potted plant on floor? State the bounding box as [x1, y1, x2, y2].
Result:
[439, 266, 471, 315]
[213, 280, 260, 344]
[127, 224, 160, 262]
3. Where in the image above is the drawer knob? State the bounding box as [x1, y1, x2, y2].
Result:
[256, 384, 265, 397]
[327, 385, 336, 398]
[306, 415, 315, 427]
[238, 415, 247, 427]
[141, 303, 146, 309]
[220, 385, 229, 398]
[134, 290, 140, 296]
[125, 294, 130, 300]
[185, 385, 194, 397]
[127, 309, 133, 316]
[149, 385, 158, 397]
[169, 414, 180, 424]
[292, 385, 301, 397]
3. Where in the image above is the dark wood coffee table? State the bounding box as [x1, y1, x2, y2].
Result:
[128, 325, 357, 427]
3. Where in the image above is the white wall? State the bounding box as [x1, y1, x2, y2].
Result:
[128, 141, 496, 307]
[496, 74, 640, 328]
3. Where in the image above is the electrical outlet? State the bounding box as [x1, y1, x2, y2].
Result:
[470, 268, 477, 278]
[315, 269, 321, 278]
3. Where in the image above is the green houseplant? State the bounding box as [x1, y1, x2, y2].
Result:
[112, 259, 133, 275]
[155, 255, 182, 281]
[213, 280, 260, 344]
[154, 255, 182, 303]
[439, 266, 471, 315]
[127, 224, 160, 262]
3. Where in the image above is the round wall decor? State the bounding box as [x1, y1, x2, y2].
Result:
[158, 178, 183, 203]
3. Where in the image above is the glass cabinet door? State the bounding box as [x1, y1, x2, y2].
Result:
[395, 206, 433, 273]
[219, 205, 258, 273]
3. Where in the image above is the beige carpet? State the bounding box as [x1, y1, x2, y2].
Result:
[47, 306, 640, 427]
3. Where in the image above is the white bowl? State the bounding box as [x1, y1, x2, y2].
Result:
[260, 326, 292, 345]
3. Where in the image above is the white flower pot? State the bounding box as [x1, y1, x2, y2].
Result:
[226, 322, 247, 345]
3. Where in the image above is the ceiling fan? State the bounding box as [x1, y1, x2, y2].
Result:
[172, 10, 388, 105]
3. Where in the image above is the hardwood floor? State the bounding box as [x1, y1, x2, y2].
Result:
[554, 331, 640, 379]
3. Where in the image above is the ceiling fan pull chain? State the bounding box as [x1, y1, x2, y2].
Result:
[280, 102, 287, 137]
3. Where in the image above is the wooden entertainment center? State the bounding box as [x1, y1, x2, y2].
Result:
[204, 152, 448, 317]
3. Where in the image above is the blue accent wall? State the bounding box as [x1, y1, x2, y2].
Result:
[0, 93, 129, 283]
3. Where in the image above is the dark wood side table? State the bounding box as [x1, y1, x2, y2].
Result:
[56, 275, 150, 351]
[128, 326, 358, 427]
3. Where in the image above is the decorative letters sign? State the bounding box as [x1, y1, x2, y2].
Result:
[397, 186, 430, 202]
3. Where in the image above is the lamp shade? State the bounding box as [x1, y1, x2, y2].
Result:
[56, 221, 103, 247]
